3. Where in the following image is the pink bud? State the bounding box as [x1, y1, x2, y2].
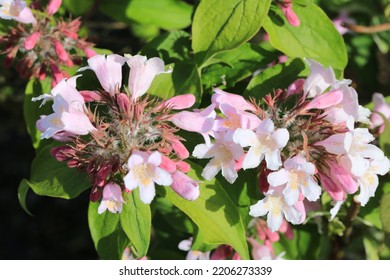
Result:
[171, 139, 189, 159]
[280, 2, 300, 27]
[79, 90, 102, 102]
[24, 32, 40, 50]
[50, 146, 74, 161]
[318, 172, 346, 201]
[84, 48, 97, 58]
[117, 93, 131, 113]
[176, 161, 190, 173]
[170, 171, 199, 201]
[163, 94, 196, 110]
[287, 78, 305, 97]
[53, 39, 73, 66]
[160, 156, 177, 173]
[47, 0, 62, 15]
[95, 164, 112, 187]
[304, 89, 343, 111]
[210, 245, 233, 260]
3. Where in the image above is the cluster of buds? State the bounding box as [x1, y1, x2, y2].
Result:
[33, 54, 200, 212]
[177, 59, 390, 232]
[0, 0, 96, 86]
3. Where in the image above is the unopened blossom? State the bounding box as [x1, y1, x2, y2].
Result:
[233, 118, 289, 171]
[267, 155, 321, 206]
[247, 237, 284, 260]
[170, 171, 199, 201]
[124, 151, 172, 204]
[47, 0, 62, 15]
[212, 88, 257, 112]
[178, 238, 210, 260]
[98, 183, 125, 214]
[278, 0, 300, 27]
[249, 186, 303, 232]
[0, 0, 36, 24]
[370, 93, 390, 133]
[193, 132, 244, 183]
[355, 157, 390, 206]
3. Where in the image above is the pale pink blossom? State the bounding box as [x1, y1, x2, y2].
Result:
[0, 0, 36, 24]
[333, 11, 355, 35]
[212, 88, 256, 112]
[247, 237, 284, 260]
[304, 89, 343, 111]
[316, 128, 384, 177]
[47, 0, 62, 15]
[233, 118, 289, 171]
[193, 132, 244, 183]
[178, 238, 210, 260]
[34, 76, 96, 139]
[249, 186, 303, 232]
[124, 151, 172, 204]
[79, 54, 127, 95]
[170, 171, 199, 201]
[98, 183, 125, 214]
[318, 172, 346, 201]
[370, 93, 390, 133]
[267, 155, 321, 205]
[303, 59, 336, 98]
[355, 157, 390, 206]
[326, 158, 359, 194]
[162, 94, 196, 110]
[127, 55, 168, 100]
[286, 79, 305, 97]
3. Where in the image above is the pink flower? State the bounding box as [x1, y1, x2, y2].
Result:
[53, 39, 73, 67]
[304, 89, 343, 111]
[267, 155, 321, 205]
[79, 54, 127, 95]
[326, 158, 359, 194]
[98, 183, 125, 214]
[233, 118, 289, 171]
[170, 171, 199, 201]
[213, 103, 261, 132]
[35, 76, 96, 139]
[127, 55, 168, 100]
[370, 93, 390, 133]
[162, 94, 196, 110]
[212, 88, 256, 112]
[193, 132, 244, 183]
[124, 151, 172, 204]
[303, 59, 336, 98]
[0, 0, 36, 24]
[47, 0, 62, 16]
[318, 172, 346, 202]
[24, 32, 40, 50]
[247, 237, 284, 260]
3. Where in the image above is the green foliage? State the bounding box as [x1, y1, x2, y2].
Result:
[63, 0, 94, 16]
[244, 58, 309, 99]
[17, 179, 33, 216]
[120, 190, 151, 258]
[99, 0, 192, 30]
[157, 162, 250, 259]
[380, 193, 390, 234]
[26, 144, 91, 199]
[263, 3, 348, 73]
[88, 201, 130, 259]
[192, 0, 271, 65]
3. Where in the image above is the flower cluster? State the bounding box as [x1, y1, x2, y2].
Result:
[0, 0, 95, 86]
[178, 59, 390, 231]
[33, 54, 200, 212]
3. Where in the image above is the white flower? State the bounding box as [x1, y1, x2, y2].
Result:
[355, 157, 390, 206]
[267, 155, 321, 206]
[193, 132, 244, 183]
[303, 59, 336, 98]
[249, 186, 303, 232]
[98, 183, 125, 214]
[233, 118, 289, 171]
[178, 238, 210, 260]
[124, 151, 172, 204]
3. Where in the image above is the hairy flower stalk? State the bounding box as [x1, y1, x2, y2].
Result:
[180, 59, 390, 232]
[0, 0, 95, 86]
[34, 54, 200, 211]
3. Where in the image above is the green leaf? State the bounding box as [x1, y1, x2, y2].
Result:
[88, 201, 129, 259]
[201, 43, 278, 89]
[380, 193, 390, 234]
[120, 190, 151, 258]
[192, 0, 271, 65]
[28, 144, 91, 199]
[63, 0, 94, 16]
[156, 162, 250, 259]
[99, 0, 192, 30]
[148, 62, 202, 103]
[244, 58, 308, 99]
[24, 78, 52, 149]
[380, 117, 390, 158]
[130, 22, 160, 42]
[17, 179, 33, 216]
[141, 31, 192, 64]
[263, 4, 348, 72]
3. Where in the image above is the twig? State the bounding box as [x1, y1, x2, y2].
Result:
[343, 22, 390, 34]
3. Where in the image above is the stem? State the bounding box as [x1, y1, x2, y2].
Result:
[343, 200, 361, 244]
[343, 22, 390, 34]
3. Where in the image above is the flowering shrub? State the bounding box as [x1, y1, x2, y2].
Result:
[3, 0, 390, 259]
